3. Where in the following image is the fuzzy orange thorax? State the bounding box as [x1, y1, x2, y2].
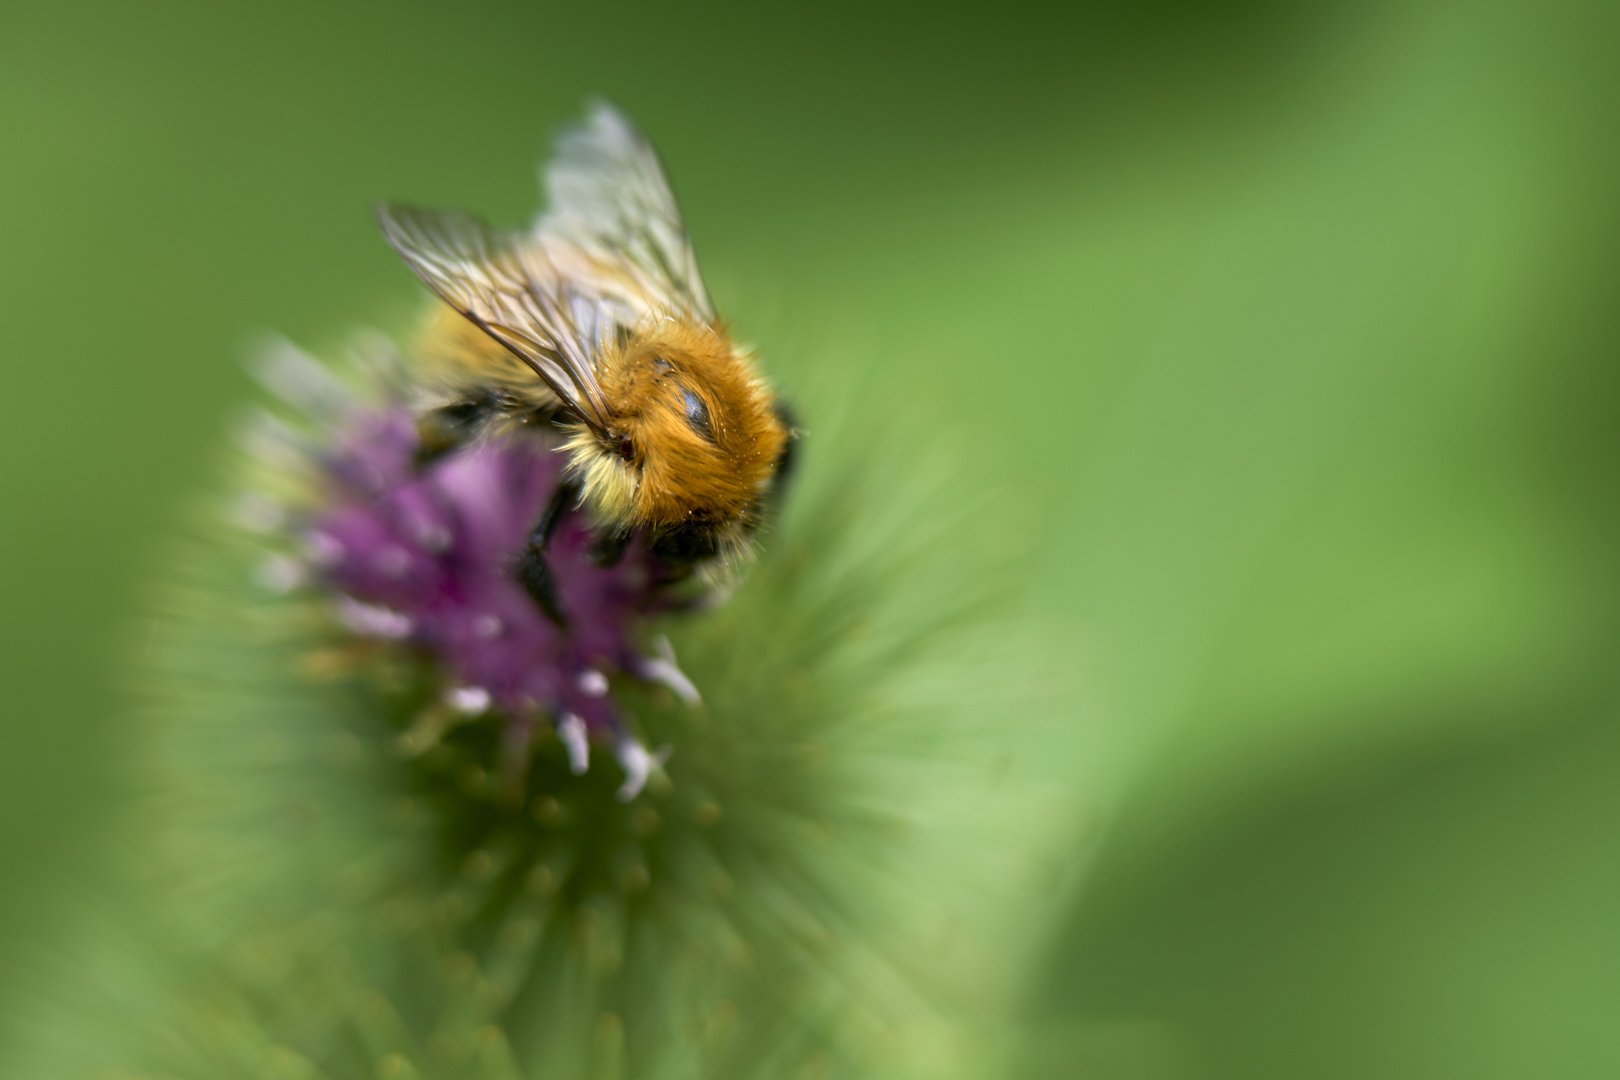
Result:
[567, 320, 786, 534]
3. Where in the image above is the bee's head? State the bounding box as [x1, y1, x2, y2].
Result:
[561, 321, 788, 563]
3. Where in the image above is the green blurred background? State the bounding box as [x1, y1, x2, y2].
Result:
[4, 0, 1620, 1076]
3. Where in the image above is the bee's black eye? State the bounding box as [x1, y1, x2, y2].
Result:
[680, 388, 714, 442]
[618, 435, 635, 461]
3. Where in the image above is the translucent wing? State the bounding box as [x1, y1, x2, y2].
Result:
[536, 102, 715, 321]
[378, 205, 612, 431]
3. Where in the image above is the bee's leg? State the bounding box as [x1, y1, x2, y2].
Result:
[588, 529, 634, 568]
[516, 480, 580, 627]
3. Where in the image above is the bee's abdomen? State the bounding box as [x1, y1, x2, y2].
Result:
[414, 390, 502, 467]
[416, 306, 561, 412]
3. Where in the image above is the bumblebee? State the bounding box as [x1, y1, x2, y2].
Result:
[379, 104, 795, 621]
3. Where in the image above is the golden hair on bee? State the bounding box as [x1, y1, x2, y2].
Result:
[562, 317, 787, 551]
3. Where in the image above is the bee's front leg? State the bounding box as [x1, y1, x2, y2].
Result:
[516, 480, 580, 627]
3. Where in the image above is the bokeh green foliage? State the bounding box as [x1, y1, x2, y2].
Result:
[5, 0, 1620, 1077]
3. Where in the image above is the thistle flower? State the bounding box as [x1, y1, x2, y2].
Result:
[301, 387, 692, 800]
[9, 280, 1078, 1080]
[6, 315, 1077, 1080]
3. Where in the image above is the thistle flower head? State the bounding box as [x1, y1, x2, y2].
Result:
[248, 337, 708, 800]
[14, 327, 1074, 1080]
